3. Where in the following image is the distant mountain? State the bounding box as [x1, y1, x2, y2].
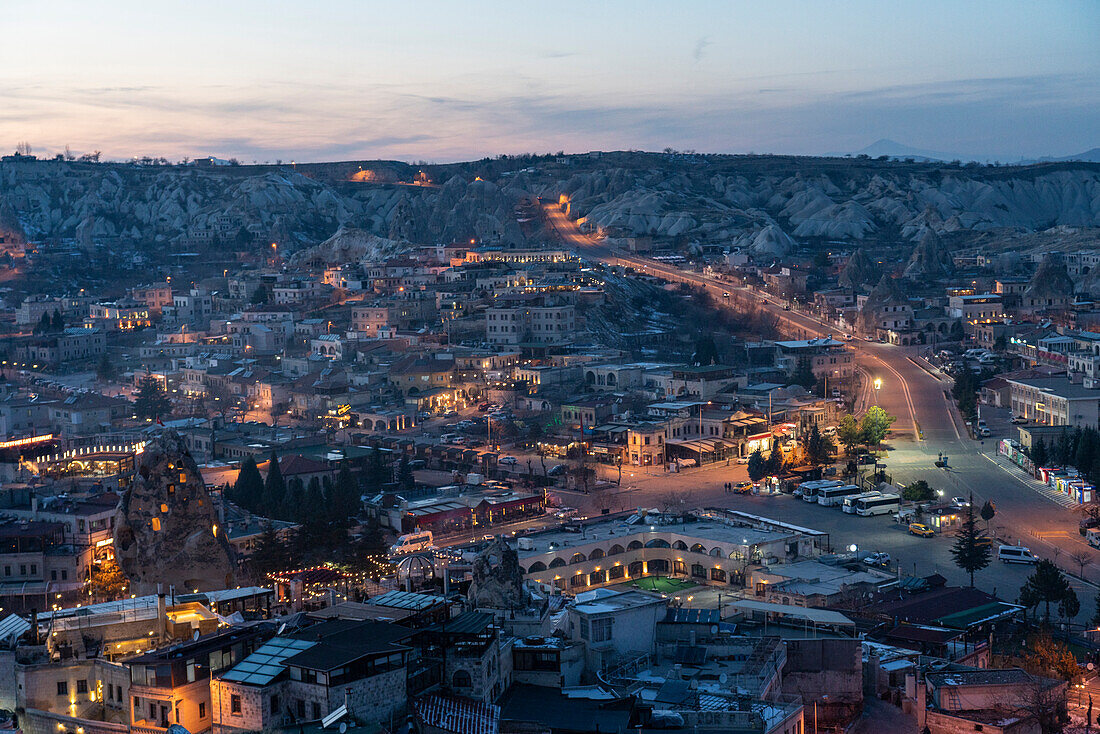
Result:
[1033, 147, 1100, 164]
[842, 138, 954, 162]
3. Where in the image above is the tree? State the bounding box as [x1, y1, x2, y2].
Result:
[251, 284, 271, 304]
[87, 558, 127, 601]
[1058, 587, 1080, 621]
[232, 457, 265, 511]
[805, 424, 833, 465]
[1019, 632, 1081, 681]
[250, 526, 290, 575]
[330, 464, 361, 522]
[950, 497, 991, 587]
[1020, 560, 1072, 622]
[396, 454, 415, 492]
[282, 476, 304, 522]
[1031, 438, 1049, 468]
[859, 406, 896, 446]
[365, 448, 387, 491]
[746, 448, 766, 482]
[691, 334, 719, 366]
[789, 357, 816, 390]
[96, 352, 115, 382]
[34, 311, 52, 335]
[765, 444, 784, 475]
[836, 415, 862, 456]
[951, 369, 980, 419]
[980, 499, 996, 530]
[134, 375, 171, 420]
[262, 451, 286, 515]
[902, 480, 936, 502]
[50, 310, 64, 331]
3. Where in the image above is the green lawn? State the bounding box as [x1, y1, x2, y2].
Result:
[611, 576, 698, 593]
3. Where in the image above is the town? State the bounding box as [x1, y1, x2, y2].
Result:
[0, 146, 1098, 734]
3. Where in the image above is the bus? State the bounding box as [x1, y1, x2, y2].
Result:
[799, 479, 844, 503]
[817, 484, 863, 507]
[856, 493, 901, 516]
[842, 491, 881, 514]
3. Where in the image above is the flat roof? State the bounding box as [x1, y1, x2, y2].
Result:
[1005, 376, 1100, 400]
[726, 599, 855, 627]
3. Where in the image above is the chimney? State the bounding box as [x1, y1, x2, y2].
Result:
[157, 584, 167, 640]
[443, 571, 451, 596]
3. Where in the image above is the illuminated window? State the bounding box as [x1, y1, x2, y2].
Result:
[150, 518, 161, 532]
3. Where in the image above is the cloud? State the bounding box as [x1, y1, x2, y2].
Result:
[692, 37, 712, 63]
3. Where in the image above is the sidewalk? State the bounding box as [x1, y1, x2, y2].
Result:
[982, 451, 1077, 508]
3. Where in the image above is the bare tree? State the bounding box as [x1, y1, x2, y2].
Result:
[1070, 551, 1091, 580]
[995, 675, 1069, 734]
[15, 141, 31, 156]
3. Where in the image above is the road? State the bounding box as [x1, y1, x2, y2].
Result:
[544, 202, 1100, 619]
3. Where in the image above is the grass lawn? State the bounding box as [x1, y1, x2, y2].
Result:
[610, 576, 698, 594]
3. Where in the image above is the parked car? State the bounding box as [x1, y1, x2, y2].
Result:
[951, 496, 970, 508]
[1011, 414, 1028, 424]
[736, 456, 751, 464]
[733, 480, 753, 494]
[909, 522, 935, 538]
[1080, 517, 1100, 536]
[863, 552, 891, 567]
[547, 464, 567, 476]
[443, 409, 458, 418]
[498, 456, 519, 466]
[857, 453, 876, 465]
[478, 402, 491, 411]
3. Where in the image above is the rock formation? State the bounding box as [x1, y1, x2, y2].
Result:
[737, 224, 796, 259]
[838, 248, 877, 291]
[859, 274, 910, 333]
[1026, 254, 1075, 301]
[903, 229, 955, 280]
[290, 225, 409, 267]
[468, 539, 529, 610]
[114, 431, 238, 594]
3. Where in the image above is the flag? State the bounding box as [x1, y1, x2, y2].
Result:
[156, 416, 164, 426]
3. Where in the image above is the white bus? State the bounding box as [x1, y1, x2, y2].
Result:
[856, 493, 901, 516]
[800, 479, 844, 503]
[817, 484, 863, 507]
[389, 531, 434, 556]
[843, 491, 881, 514]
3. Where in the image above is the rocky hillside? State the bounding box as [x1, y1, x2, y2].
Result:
[2, 152, 1098, 260]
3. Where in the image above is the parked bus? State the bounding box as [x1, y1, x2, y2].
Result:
[799, 479, 844, 503]
[843, 491, 881, 514]
[817, 484, 863, 507]
[856, 493, 901, 517]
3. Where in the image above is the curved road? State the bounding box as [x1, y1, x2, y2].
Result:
[545, 202, 1100, 597]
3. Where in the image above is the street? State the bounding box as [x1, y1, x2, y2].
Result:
[544, 202, 1100, 622]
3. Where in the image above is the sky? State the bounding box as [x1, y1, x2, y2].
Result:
[2, 0, 1098, 163]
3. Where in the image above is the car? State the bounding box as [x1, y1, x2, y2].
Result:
[443, 409, 458, 418]
[974, 535, 993, 548]
[1011, 415, 1028, 424]
[482, 534, 496, 541]
[830, 388, 841, 399]
[478, 402, 491, 411]
[733, 480, 753, 494]
[909, 522, 935, 537]
[1081, 517, 1100, 536]
[863, 552, 891, 567]
[979, 427, 991, 437]
[547, 464, 567, 476]
[498, 456, 519, 466]
[951, 497, 970, 508]
[736, 456, 751, 464]
[722, 291, 731, 298]
[857, 453, 876, 465]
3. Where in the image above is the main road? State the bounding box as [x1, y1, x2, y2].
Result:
[544, 202, 1100, 606]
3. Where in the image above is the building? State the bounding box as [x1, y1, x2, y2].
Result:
[773, 338, 854, 384]
[211, 619, 413, 733]
[947, 294, 1004, 329]
[486, 294, 575, 346]
[86, 300, 152, 331]
[23, 328, 106, 367]
[567, 589, 668, 673]
[1005, 376, 1100, 427]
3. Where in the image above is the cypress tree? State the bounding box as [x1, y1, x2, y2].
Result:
[1031, 438, 1049, 468]
[950, 496, 991, 587]
[262, 451, 286, 515]
[233, 457, 264, 510]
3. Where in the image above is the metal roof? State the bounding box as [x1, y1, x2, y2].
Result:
[0, 614, 30, 644]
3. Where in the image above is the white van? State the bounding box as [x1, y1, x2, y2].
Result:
[997, 545, 1038, 564]
[1087, 528, 1100, 549]
[389, 531, 434, 556]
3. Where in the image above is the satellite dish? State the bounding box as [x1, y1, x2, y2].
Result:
[339, 724, 347, 734]
[192, 629, 200, 640]
[719, 673, 728, 684]
[710, 625, 718, 634]
[277, 623, 286, 635]
[1089, 663, 1096, 671]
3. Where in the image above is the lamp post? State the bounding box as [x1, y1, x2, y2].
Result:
[873, 377, 882, 407]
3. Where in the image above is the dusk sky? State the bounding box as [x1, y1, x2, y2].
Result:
[3, 0, 1098, 163]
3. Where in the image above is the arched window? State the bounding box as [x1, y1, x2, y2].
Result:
[570, 552, 587, 564]
[452, 670, 472, 688]
[709, 547, 724, 558]
[648, 558, 669, 574]
[645, 538, 670, 548]
[527, 561, 547, 573]
[672, 540, 688, 550]
[589, 547, 605, 560]
[608, 544, 624, 556]
[626, 540, 644, 550]
[689, 543, 707, 554]
[548, 557, 566, 569]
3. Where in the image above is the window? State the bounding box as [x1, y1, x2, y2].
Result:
[51, 570, 57, 581]
[452, 670, 472, 688]
[230, 695, 241, 715]
[3, 567, 7, 577]
[19, 565, 25, 576]
[312, 702, 321, 720]
[57, 681, 68, 695]
[61, 569, 67, 581]
[270, 695, 279, 715]
[77, 679, 88, 694]
[591, 617, 613, 642]
[297, 700, 306, 718]
[199, 702, 206, 720]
